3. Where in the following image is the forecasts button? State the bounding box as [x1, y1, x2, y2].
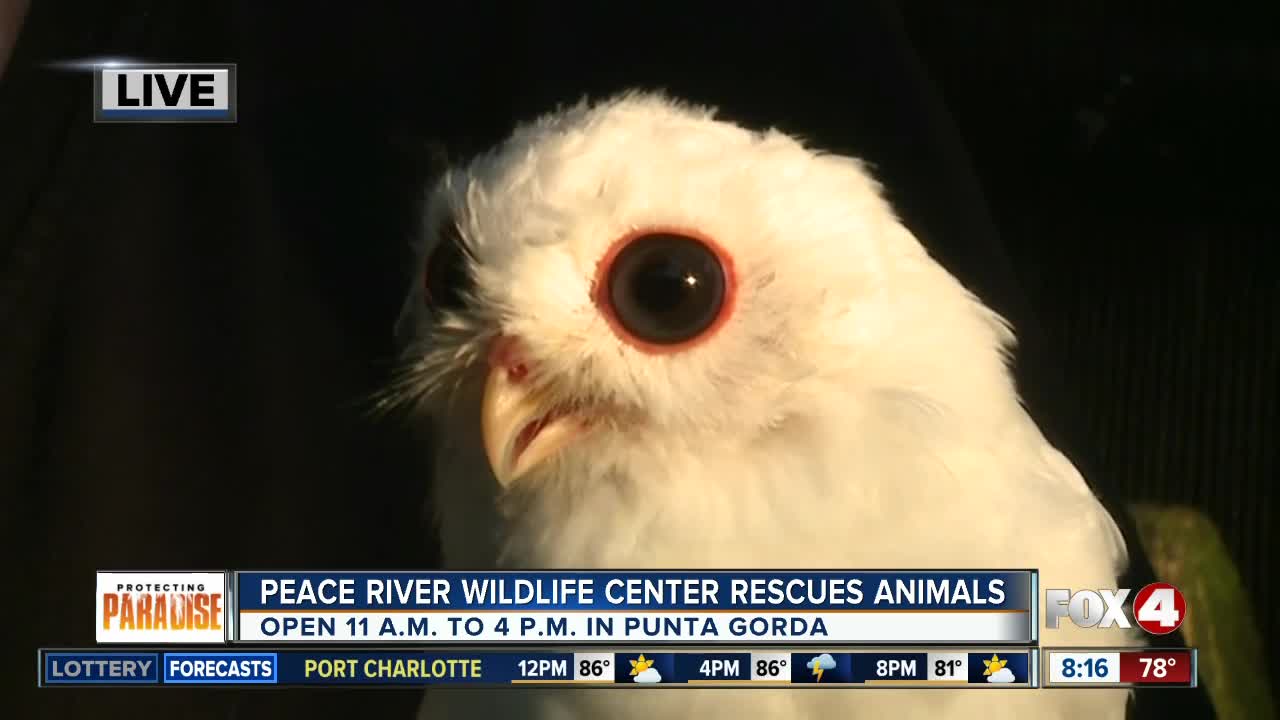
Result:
[163, 653, 277, 684]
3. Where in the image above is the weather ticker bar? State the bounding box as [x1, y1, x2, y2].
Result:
[38, 647, 1200, 689]
[37, 647, 1042, 688]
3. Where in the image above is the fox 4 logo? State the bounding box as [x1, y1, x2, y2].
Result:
[1046, 582, 1187, 635]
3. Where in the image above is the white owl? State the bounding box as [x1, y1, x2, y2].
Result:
[390, 92, 1137, 719]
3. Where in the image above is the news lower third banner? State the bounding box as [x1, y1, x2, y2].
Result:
[95, 570, 1037, 645]
[39, 647, 1049, 688]
[236, 570, 1036, 645]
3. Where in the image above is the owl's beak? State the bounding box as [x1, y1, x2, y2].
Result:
[480, 366, 588, 487]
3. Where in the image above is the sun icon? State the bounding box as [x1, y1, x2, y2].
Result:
[629, 655, 655, 676]
[982, 654, 1008, 676]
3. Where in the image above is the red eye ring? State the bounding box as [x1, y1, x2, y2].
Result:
[592, 226, 737, 355]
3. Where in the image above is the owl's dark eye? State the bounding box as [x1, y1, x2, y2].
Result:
[596, 230, 734, 351]
[423, 222, 471, 312]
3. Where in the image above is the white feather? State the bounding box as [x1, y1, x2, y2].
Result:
[402, 92, 1139, 719]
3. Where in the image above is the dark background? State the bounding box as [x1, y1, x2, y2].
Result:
[3, 1, 1274, 718]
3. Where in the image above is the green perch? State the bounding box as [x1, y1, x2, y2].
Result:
[1130, 504, 1276, 720]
